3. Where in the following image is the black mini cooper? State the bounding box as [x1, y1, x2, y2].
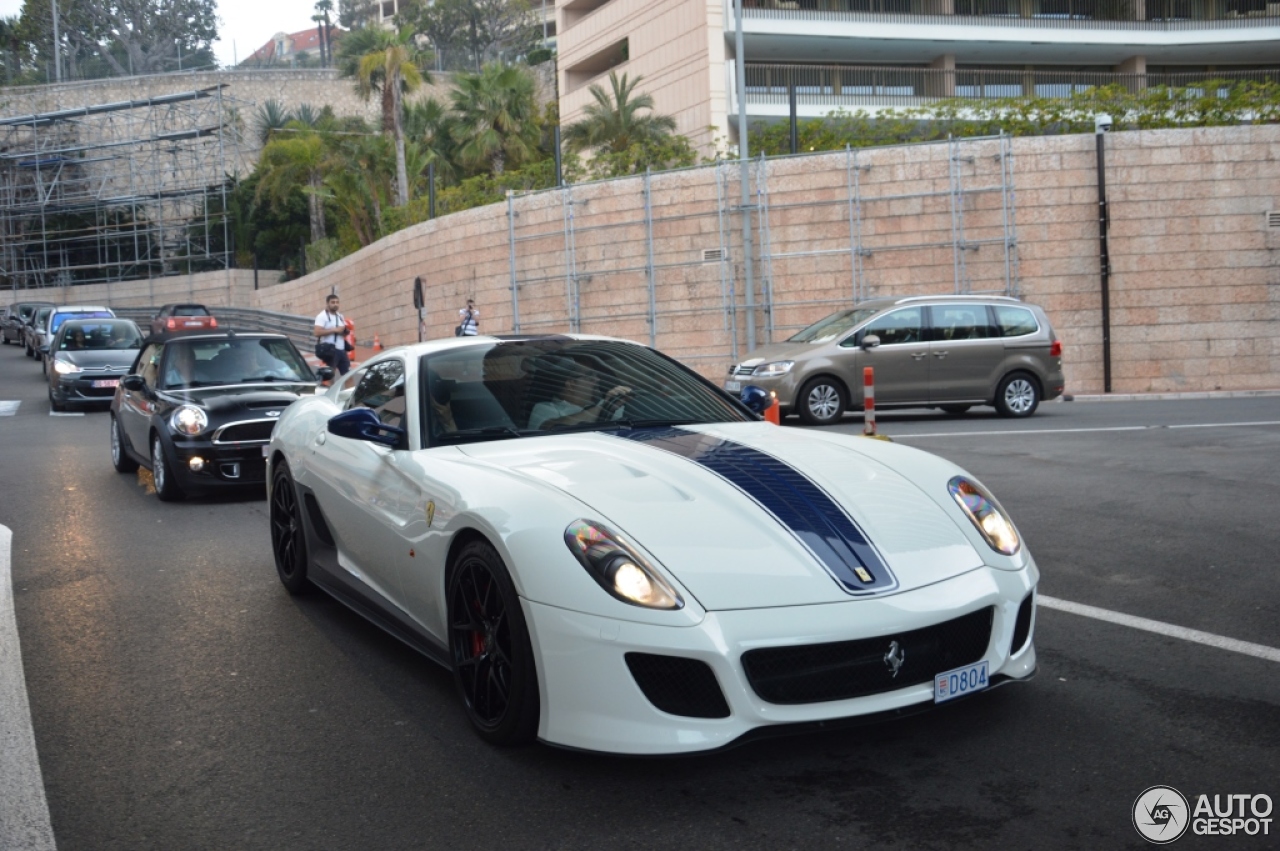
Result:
[109, 331, 332, 501]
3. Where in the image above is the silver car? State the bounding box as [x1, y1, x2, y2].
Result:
[726, 295, 1065, 425]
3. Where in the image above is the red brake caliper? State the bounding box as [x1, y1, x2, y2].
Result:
[470, 600, 485, 657]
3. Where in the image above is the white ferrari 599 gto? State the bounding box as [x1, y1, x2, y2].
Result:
[265, 334, 1037, 755]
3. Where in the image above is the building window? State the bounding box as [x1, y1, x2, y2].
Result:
[565, 37, 628, 92]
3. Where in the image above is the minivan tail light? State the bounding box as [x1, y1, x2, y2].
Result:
[1049, 340, 1062, 357]
[210, 317, 218, 328]
[167, 318, 176, 329]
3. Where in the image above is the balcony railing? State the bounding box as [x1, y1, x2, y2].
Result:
[743, 0, 1280, 30]
[743, 64, 1280, 108]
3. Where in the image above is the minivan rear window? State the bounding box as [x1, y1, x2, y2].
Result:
[994, 306, 1038, 337]
[51, 311, 114, 333]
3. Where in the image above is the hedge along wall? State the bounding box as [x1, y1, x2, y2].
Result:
[248, 124, 1273, 393]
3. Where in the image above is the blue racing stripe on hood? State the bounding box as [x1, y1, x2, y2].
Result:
[616, 427, 897, 596]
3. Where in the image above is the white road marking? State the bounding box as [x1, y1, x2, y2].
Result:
[893, 421, 1280, 439]
[1038, 595, 1280, 664]
[0, 401, 19, 416]
[0, 525, 58, 851]
[47, 412, 83, 417]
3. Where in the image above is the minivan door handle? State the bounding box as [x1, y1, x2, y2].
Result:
[912, 352, 928, 360]
[932, 350, 949, 359]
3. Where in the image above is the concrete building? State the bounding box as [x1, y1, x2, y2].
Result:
[555, 0, 1280, 152]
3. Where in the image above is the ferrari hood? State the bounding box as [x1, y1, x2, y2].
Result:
[457, 424, 985, 610]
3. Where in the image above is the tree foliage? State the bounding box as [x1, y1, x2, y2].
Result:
[564, 71, 694, 178]
[411, 0, 539, 71]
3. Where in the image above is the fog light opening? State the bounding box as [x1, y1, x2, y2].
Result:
[188, 457, 205, 472]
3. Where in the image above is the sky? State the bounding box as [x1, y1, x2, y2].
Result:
[0, 0, 324, 68]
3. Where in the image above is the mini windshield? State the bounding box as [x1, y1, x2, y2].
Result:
[161, 337, 314, 389]
[423, 339, 750, 446]
[58, 321, 142, 350]
[787, 308, 879, 344]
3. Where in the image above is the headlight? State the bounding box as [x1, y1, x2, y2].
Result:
[564, 520, 683, 610]
[753, 361, 794, 377]
[170, 405, 208, 436]
[53, 358, 81, 375]
[948, 476, 1020, 556]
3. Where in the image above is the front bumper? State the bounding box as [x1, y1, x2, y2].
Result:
[525, 562, 1038, 755]
[168, 439, 270, 489]
[52, 374, 122, 405]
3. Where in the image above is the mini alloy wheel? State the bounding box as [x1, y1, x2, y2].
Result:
[270, 462, 311, 594]
[110, 416, 139, 473]
[151, 435, 185, 501]
[447, 541, 539, 746]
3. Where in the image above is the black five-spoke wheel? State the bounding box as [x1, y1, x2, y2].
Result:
[447, 541, 539, 746]
[270, 461, 311, 595]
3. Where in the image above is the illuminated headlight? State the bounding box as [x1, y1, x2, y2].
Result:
[52, 358, 81, 375]
[564, 520, 683, 610]
[753, 361, 794, 377]
[170, 405, 208, 436]
[948, 476, 1020, 556]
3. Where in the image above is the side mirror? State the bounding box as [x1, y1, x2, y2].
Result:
[121, 375, 145, 391]
[327, 407, 405, 448]
[315, 366, 335, 382]
[739, 385, 772, 415]
[38, 345, 48, 354]
[860, 334, 881, 350]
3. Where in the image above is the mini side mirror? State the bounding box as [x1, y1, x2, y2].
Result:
[860, 334, 881, 350]
[315, 366, 335, 382]
[121, 375, 145, 391]
[327, 407, 405, 448]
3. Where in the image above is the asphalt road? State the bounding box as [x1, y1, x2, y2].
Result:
[1, 339, 1277, 851]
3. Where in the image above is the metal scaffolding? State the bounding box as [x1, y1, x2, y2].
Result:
[0, 85, 244, 293]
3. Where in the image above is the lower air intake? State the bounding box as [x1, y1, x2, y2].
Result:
[625, 653, 730, 719]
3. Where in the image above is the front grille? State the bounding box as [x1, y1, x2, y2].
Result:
[213, 420, 276, 444]
[742, 607, 994, 705]
[730, 364, 756, 377]
[625, 653, 730, 718]
[1010, 593, 1034, 656]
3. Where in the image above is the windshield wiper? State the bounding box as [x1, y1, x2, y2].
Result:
[600, 418, 705, 430]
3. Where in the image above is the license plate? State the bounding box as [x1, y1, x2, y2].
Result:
[934, 660, 989, 704]
[184, 321, 202, 327]
[724, 380, 741, 393]
[92, 379, 119, 388]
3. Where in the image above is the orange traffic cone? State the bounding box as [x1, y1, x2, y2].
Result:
[372, 334, 383, 352]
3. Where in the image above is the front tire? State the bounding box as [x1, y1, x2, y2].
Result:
[48, 387, 63, 412]
[270, 461, 311, 595]
[151, 435, 185, 501]
[995, 372, 1041, 418]
[110, 416, 139, 472]
[797, 377, 847, 426]
[447, 540, 539, 746]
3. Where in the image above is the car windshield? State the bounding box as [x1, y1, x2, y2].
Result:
[161, 338, 314, 389]
[59, 321, 142, 350]
[787, 308, 879, 344]
[423, 339, 750, 446]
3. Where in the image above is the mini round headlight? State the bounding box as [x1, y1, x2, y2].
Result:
[170, 405, 208, 436]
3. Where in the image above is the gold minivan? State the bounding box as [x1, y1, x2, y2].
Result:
[726, 295, 1064, 425]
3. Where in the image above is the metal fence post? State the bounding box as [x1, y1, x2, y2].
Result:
[644, 168, 657, 347]
[507, 190, 520, 333]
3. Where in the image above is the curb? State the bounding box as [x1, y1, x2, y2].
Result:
[1061, 389, 1280, 403]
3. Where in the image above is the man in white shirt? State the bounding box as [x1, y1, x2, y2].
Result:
[458, 299, 479, 336]
[313, 294, 350, 375]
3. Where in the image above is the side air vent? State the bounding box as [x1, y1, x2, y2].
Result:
[1267, 211, 1280, 229]
[303, 493, 336, 547]
[702, 248, 726, 263]
[625, 653, 730, 718]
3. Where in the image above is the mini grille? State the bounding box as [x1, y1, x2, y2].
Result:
[213, 420, 275, 444]
[1010, 592, 1035, 656]
[742, 607, 994, 705]
[625, 653, 730, 718]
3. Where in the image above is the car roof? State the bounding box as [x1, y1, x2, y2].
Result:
[852, 294, 1025, 311]
[141, 329, 290, 345]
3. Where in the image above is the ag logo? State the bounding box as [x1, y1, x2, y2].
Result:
[1133, 785, 1190, 844]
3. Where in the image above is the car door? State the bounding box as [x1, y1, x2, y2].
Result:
[927, 304, 1005, 403]
[308, 358, 415, 610]
[843, 306, 930, 405]
[119, 342, 164, 453]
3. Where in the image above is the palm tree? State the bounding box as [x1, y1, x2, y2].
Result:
[449, 63, 540, 176]
[341, 26, 431, 207]
[255, 124, 329, 243]
[564, 71, 678, 157]
[254, 100, 295, 146]
[404, 96, 458, 184]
